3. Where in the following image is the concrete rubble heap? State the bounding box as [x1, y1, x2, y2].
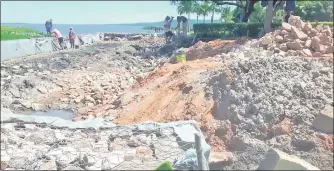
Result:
[259, 15, 334, 59]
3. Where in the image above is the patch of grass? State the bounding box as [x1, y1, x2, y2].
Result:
[1, 26, 45, 41]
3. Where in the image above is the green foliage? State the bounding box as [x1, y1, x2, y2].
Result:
[194, 22, 281, 39]
[194, 21, 334, 40]
[1, 26, 45, 41]
[154, 161, 173, 171]
[309, 22, 334, 28]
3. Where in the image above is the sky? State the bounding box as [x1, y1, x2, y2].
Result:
[1, 1, 222, 24]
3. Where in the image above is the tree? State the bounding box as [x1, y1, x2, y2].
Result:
[248, 3, 266, 23]
[208, 2, 220, 23]
[200, 1, 211, 23]
[220, 6, 234, 23]
[192, 2, 202, 23]
[175, 0, 194, 22]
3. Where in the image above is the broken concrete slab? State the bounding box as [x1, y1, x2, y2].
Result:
[257, 148, 320, 170]
[312, 105, 333, 133]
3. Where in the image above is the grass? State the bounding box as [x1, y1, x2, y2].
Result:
[1, 26, 45, 41]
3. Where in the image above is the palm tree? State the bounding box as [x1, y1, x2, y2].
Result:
[209, 2, 220, 24]
[192, 2, 202, 24]
[171, 0, 195, 22]
[200, 1, 211, 23]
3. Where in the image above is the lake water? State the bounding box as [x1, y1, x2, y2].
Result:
[1, 23, 156, 35]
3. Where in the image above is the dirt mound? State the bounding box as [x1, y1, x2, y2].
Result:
[111, 60, 227, 151]
[183, 38, 247, 61]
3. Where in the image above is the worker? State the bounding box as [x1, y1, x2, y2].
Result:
[45, 19, 53, 37]
[176, 16, 182, 37]
[163, 16, 174, 43]
[52, 29, 64, 50]
[180, 16, 189, 35]
[284, 0, 296, 22]
[69, 27, 76, 49]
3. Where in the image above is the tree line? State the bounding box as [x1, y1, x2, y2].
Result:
[171, 0, 333, 24]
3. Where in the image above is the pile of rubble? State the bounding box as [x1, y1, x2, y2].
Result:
[211, 38, 333, 170]
[0, 39, 168, 117]
[259, 15, 333, 59]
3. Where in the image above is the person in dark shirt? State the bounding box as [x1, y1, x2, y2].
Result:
[68, 27, 76, 49]
[45, 19, 53, 37]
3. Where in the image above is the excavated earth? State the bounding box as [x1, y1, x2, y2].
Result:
[1, 30, 333, 170]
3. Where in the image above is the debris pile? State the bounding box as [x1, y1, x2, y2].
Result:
[213, 41, 333, 170]
[259, 15, 333, 59]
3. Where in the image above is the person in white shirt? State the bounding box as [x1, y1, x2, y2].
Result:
[163, 16, 174, 43]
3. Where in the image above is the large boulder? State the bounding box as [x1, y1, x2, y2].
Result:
[312, 105, 333, 133]
[257, 148, 320, 170]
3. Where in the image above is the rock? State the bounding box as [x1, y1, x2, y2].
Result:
[302, 23, 312, 33]
[260, 36, 273, 46]
[128, 35, 143, 41]
[127, 136, 141, 147]
[114, 37, 122, 41]
[322, 26, 333, 37]
[312, 105, 333, 133]
[291, 26, 308, 40]
[311, 37, 321, 52]
[286, 41, 302, 50]
[9, 87, 21, 98]
[301, 49, 313, 57]
[283, 35, 294, 42]
[12, 65, 20, 70]
[315, 24, 323, 32]
[318, 33, 330, 45]
[275, 35, 284, 43]
[271, 118, 292, 136]
[288, 15, 305, 29]
[135, 146, 153, 158]
[279, 44, 288, 52]
[25, 132, 45, 144]
[281, 22, 292, 31]
[313, 52, 322, 57]
[326, 46, 334, 53]
[209, 151, 234, 164]
[36, 85, 48, 94]
[63, 166, 84, 170]
[157, 44, 176, 56]
[39, 160, 57, 170]
[228, 135, 268, 151]
[257, 148, 320, 170]
[304, 39, 312, 48]
[280, 30, 289, 36]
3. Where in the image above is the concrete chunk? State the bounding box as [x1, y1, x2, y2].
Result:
[312, 105, 333, 133]
[257, 148, 320, 170]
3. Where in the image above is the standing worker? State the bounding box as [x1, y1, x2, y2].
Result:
[45, 19, 53, 37]
[52, 29, 64, 50]
[180, 16, 189, 35]
[69, 27, 76, 49]
[163, 16, 174, 43]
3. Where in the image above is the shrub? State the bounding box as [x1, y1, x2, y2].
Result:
[309, 22, 334, 28]
[193, 22, 281, 39]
